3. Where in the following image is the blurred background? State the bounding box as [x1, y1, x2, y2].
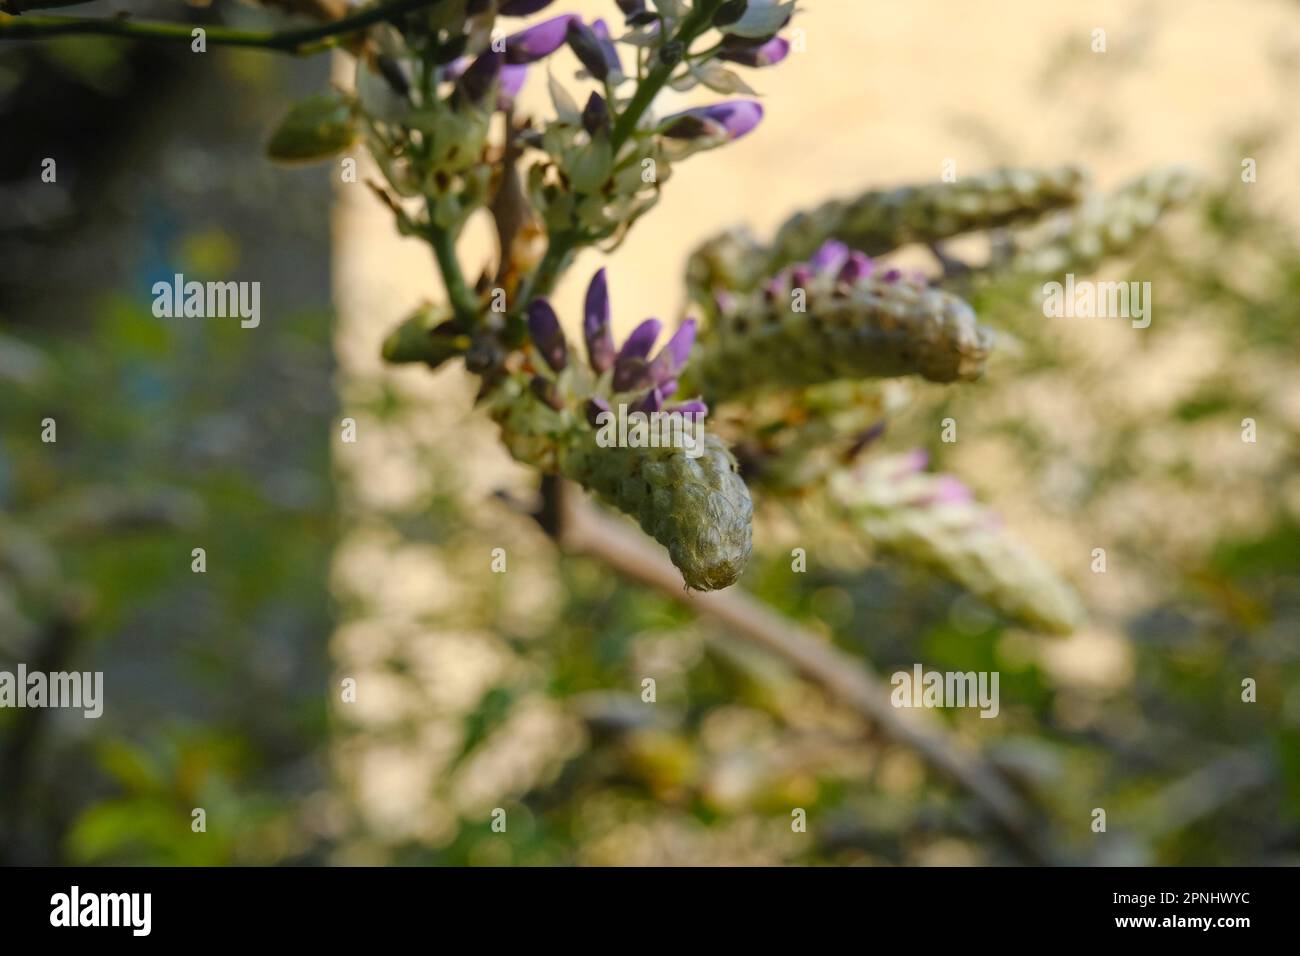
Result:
[2, 0, 1299, 865]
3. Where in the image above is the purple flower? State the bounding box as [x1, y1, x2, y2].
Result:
[591, 19, 625, 81]
[527, 298, 568, 372]
[839, 251, 875, 283]
[645, 319, 696, 389]
[809, 240, 850, 276]
[660, 100, 764, 143]
[718, 35, 790, 68]
[499, 0, 556, 15]
[668, 398, 708, 417]
[612, 318, 663, 392]
[566, 18, 611, 81]
[897, 449, 930, 476]
[583, 269, 615, 374]
[505, 14, 579, 64]
[929, 475, 975, 506]
[582, 92, 609, 134]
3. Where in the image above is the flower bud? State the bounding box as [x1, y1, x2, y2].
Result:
[527, 298, 568, 372]
[567, 18, 611, 80]
[660, 101, 763, 145]
[583, 269, 616, 373]
[581, 92, 610, 135]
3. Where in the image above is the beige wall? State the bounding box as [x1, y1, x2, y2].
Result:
[509, 0, 1300, 335]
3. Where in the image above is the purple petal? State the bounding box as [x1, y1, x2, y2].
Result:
[583, 269, 615, 374]
[505, 14, 579, 64]
[882, 267, 903, 283]
[930, 475, 975, 505]
[668, 398, 708, 417]
[499, 0, 555, 15]
[646, 318, 695, 387]
[612, 318, 662, 392]
[499, 64, 529, 108]
[527, 298, 567, 372]
[718, 35, 790, 68]
[809, 240, 850, 276]
[789, 265, 813, 289]
[660, 100, 764, 142]
[897, 449, 930, 476]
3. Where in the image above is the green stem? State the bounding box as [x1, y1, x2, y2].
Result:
[507, 229, 579, 345]
[0, 0, 449, 54]
[428, 224, 480, 328]
[505, 1, 724, 343]
[610, 0, 724, 152]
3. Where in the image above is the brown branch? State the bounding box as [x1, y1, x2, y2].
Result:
[552, 482, 1061, 865]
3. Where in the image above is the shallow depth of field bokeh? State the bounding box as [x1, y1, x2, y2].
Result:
[2, 0, 1299, 865]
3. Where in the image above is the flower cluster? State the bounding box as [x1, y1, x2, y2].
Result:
[483, 271, 752, 591]
[1011, 167, 1197, 275]
[828, 451, 1084, 635]
[685, 166, 1090, 301]
[681, 239, 994, 402]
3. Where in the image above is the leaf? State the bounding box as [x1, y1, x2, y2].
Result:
[548, 69, 582, 125]
[692, 62, 757, 95]
[266, 92, 358, 164]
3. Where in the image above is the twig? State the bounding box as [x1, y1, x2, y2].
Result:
[0, 0, 448, 54]
[1132, 750, 1273, 841]
[552, 482, 1060, 865]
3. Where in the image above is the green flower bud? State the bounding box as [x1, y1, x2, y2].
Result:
[266, 92, 358, 164]
[768, 166, 1088, 266]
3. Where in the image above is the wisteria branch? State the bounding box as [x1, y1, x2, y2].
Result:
[0, 0, 449, 54]
[550, 479, 1061, 865]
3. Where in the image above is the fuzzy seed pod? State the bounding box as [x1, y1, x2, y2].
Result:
[1010, 167, 1196, 275]
[768, 166, 1088, 267]
[683, 252, 993, 403]
[829, 453, 1083, 635]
